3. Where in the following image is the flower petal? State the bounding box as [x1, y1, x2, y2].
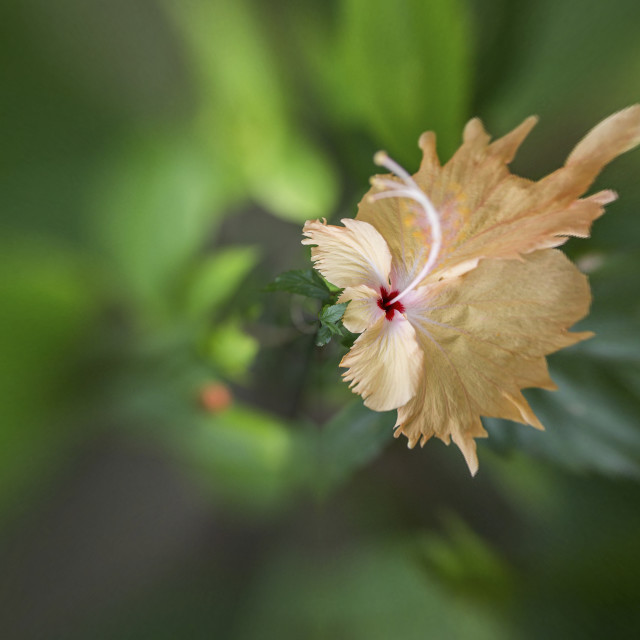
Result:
[355, 118, 534, 288]
[338, 285, 384, 334]
[302, 218, 391, 290]
[340, 315, 423, 412]
[430, 109, 640, 273]
[567, 104, 640, 169]
[395, 249, 592, 475]
[357, 108, 640, 285]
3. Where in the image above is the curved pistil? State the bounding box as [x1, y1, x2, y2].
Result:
[369, 152, 442, 305]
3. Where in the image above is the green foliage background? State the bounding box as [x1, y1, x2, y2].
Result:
[1, 0, 639, 637]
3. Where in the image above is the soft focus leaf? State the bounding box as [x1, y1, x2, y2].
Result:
[206, 323, 259, 381]
[92, 131, 224, 309]
[235, 539, 510, 640]
[420, 514, 513, 602]
[171, 0, 289, 157]
[248, 135, 339, 223]
[171, 0, 338, 222]
[316, 401, 394, 494]
[311, 0, 471, 161]
[483, 452, 640, 638]
[186, 406, 299, 507]
[0, 241, 98, 516]
[571, 251, 640, 362]
[184, 246, 258, 320]
[483, 0, 640, 129]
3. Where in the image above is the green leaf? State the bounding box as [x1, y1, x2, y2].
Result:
[316, 301, 350, 346]
[482, 0, 640, 146]
[315, 324, 334, 347]
[205, 323, 259, 381]
[248, 134, 339, 223]
[420, 514, 513, 602]
[320, 301, 349, 325]
[266, 268, 335, 300]
[569, 251, 640, 362]
[234, 539, 510, 640]
[184, 246, 258, 320]
[310, 0, 472, 162]
[170, 0, 338, 224]
[91, 131, 224, 310]
[316, 401, 394, 495]
[267, 273, 348, 346]
[0, 241, 99, 520]
[169, 0, 289, 163]
[185, 406, 299, 508]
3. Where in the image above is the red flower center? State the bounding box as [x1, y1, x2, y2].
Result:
[378, 287, 405, 320]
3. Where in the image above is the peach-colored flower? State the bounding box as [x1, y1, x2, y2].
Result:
[303, 107, 640, 474]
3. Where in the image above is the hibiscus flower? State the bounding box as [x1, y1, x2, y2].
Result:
[302, 106, 640, 474]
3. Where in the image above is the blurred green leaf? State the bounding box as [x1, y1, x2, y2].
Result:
[266, 268, 335, 300]
[482, 0, 640, 131]
[248, 135, 339, 223]
[184, 246, 258, 320]
[206, 323, 259, 381]
[171, 0, 338, 223]
[571, 251, 640, 362]
[186, 406, 299, 507]
[0, 241, 98, 517]
[235, 538, 510, 640]
[420, 514, 513, 603]
[309, 0, 471, 161]
[92, 131, 224, 309]
[575, 320, 640, 362]
[171, 0, 289, 150]
[316, 401, 394, 495]
[483, 452, 640, 639]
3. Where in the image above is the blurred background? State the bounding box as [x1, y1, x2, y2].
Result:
[1, 0, 640, 637]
